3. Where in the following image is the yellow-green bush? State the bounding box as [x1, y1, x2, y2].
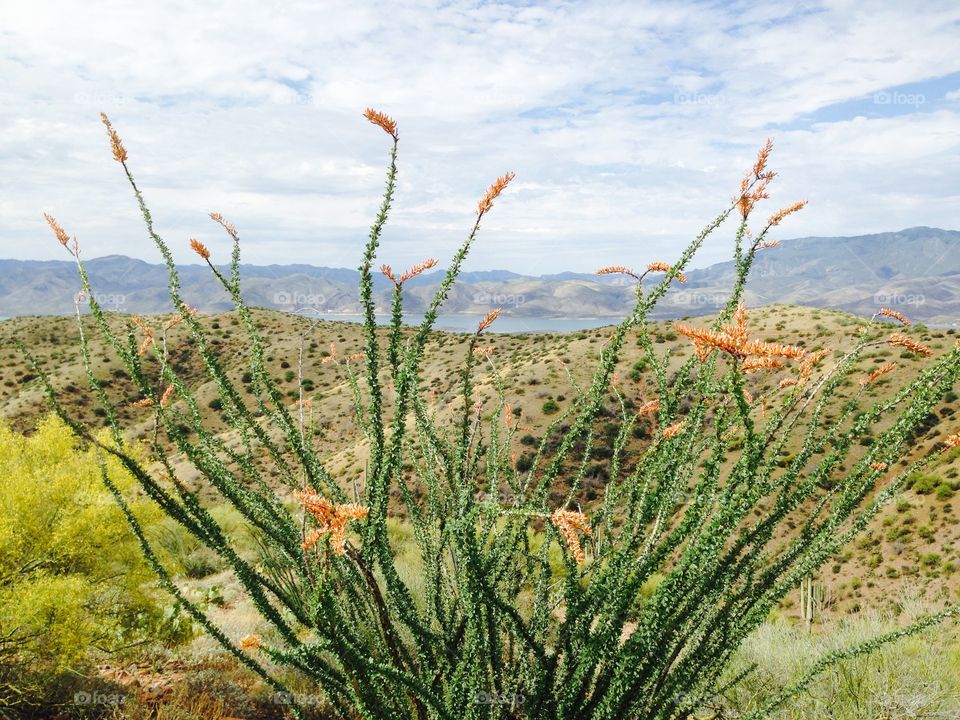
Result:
[0, 415, 189, 710]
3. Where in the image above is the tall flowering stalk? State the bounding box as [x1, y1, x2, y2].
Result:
[24, 114, 960, 720]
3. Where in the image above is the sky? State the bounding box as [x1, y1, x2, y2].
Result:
[0, 0, 958, 275]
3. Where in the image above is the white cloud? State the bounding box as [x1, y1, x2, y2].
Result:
[0, 0, 957, 275]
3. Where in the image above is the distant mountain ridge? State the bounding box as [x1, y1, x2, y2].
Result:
[1, 227, 958, 324]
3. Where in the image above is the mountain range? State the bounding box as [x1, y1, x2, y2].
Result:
[2, 227, 958, 324]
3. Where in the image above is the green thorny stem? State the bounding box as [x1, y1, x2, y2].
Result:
[30, 116, 960, 720]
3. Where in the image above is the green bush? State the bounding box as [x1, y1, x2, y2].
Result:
[911, 474, 941, 494]
[541, 399, 560, 415]
[0, 416, 190, 712]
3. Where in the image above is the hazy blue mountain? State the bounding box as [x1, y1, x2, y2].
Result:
[1, 228, 957, 324]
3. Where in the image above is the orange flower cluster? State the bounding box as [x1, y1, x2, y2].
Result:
[551, 508, 591, 564]
[383, 258, 439, 286]
[779, 378, 798, 389]
[132, 316, 155, 355]
[752, 138, 774, 180]
[478, 308, 501, 333]
[401, 258, 437, 283]
[646, 261, 686, 283]
[757, 240, 781, 250]
[504, 404, 514, 429]
[943, 432, 960, 452]
[159, 385, 175, 409]
[878, 307, 911, 326]
[472, 345, 496, 357]
[799, 350, 828, 379]
[478, 172, 515, 215]
[295, 489, 369, 555]
[99, 112, 128, 163]
[209, 211, 238, 238]
[638, 399, 660, 415]
[888, 332, 932, 357]
[321, 343, 338, 364]
[131, 397, 154, 408]
[675, 304, 804, 363]
[164, 303, 198, 330]
[239, 634, 261, 650]
[766, 200, 808, 227]
[870, 462, 888, 471]
[859, 362, 896, 387]
[735, 139, 777, 221]
[596, 265, 641, 281]
[43, 213, 72, 248]
[663, 421, 685, 439]
[742, 357, 785, 373]
[189, 238, 210, 261]
[363, 108, 398, 139]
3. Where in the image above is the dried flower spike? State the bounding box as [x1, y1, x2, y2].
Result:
[646, 261, 687, 283]
[888, 332, 932, 358]
[189, 239, 210, 261]
[363, 108, 398, 139]
[638, 399, 660, 415]
[663, 421, 686, 439]
[859, 362, 896, 387]
[878, 307, 911, 326]
[400, 258, 438, 284]
[675, 304, 804, 362]
[240, 634, 261, 650]
[99, 112, 128, 163]
[943, 432, 960, 452]
[478, 172, 515, 215]
[551, 508, 591, 564]
[44, 213, 71, 248]
[767, 200, 807, 227]
[478, 308, 501, 333]
[296, 489, 369, 555]
[753, 138, 774, 180]
[596, 266, 641, 281]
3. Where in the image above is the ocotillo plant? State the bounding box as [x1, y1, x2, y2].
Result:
[27, 110, 960, 720]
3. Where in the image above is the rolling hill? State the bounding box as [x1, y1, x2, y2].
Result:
[2, 227, 958, 324]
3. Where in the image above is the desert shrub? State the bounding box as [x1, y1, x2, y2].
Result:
[725, 600, 960, 718]
[0, 416, 190, 712]
[23, 112, 960, 720]
[910, 473, 940, 494]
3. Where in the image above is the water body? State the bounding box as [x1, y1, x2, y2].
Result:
[302, 313, 623, 334]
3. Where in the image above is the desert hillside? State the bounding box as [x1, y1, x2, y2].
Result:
[3, 304, 960, 621]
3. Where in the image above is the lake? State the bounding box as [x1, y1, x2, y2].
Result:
[302, 313, 623, 334]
